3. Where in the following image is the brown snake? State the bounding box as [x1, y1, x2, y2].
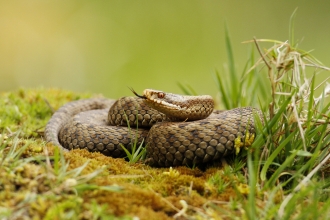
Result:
[45, 89, 262, 167]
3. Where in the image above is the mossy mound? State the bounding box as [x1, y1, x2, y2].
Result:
[0, 88, 255, 219]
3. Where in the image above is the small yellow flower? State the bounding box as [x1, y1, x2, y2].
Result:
[237, 183, 250, 195]
[244, 131, 255, 147]
[234, 135, 243, 155]
[234, 131, 255, 155]
[163, 167, 180, 177]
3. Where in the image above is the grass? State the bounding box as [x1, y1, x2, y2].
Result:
[0, 132, 124, 219]
[1, 17, 330, 219]
[120, 112, 147, 164]
[218, 22, 330, 218]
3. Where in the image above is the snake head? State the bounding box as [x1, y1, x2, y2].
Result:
[133, 89, 214, 121]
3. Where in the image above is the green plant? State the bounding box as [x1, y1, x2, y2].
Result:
[215, 22, 271, 110]
[234, 32, 330, 220]
[120, 113, 147, 164]
[0, 133, 122, 219]
[207, 172, 230, 194]
[204, 12, 330, 219]
[246, 37, 330, 219]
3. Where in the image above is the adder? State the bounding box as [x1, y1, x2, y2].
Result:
[44, 89, 262, 167]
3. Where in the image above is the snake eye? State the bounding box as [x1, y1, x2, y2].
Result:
[158, 92, 165, 98]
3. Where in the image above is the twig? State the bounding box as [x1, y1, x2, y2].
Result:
[254, 37, 271, 70]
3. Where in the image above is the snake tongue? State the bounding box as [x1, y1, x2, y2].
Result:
[129, 87, 147, 99]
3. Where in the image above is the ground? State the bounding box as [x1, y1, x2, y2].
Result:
[0, 88, 255, 220]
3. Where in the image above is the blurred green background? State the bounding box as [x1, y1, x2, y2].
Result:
[1, 1, 330, 99]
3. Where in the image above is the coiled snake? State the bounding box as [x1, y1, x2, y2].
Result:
[45, 89, 262, 167]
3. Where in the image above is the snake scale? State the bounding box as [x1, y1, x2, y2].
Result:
[45, 89, 262, 167]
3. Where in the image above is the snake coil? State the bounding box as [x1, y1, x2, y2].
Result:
[45, 89, 262, 167]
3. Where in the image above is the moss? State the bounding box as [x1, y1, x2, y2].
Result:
[0, 88, 266, 219]
[0, 88, 91, 138]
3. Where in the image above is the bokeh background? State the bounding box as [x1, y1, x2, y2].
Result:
[1, 1, 330, 99]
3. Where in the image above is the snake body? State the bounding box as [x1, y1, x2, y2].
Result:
[45, 90, 262, 167]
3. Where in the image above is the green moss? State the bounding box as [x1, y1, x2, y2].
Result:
[0, 88, 91, 138]
[0, 88, 250, 219]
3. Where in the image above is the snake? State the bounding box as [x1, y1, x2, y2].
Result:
[44, 89, 262, 167]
